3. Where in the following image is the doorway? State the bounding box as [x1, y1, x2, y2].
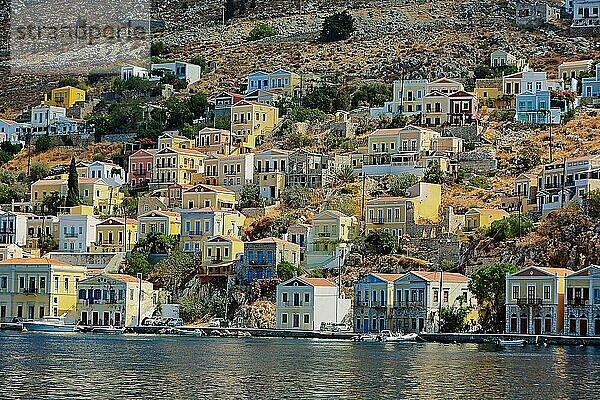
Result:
[520, 317, 528, 334]
[580, 318, 588, 336]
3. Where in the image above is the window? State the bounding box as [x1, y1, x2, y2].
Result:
[64, 278, 69, 291]
[54, 276, 59, 291]
[543, 285, 551, 300]
[282, 292, 288, 303]
[130, 289, 134, 300]
[0, 276, 7, 289]
[304, 293, 310, 303]
[433, 290, 438, 303]
[303, 314, 310, 324]
[281, 313, 288, 324]
[512, 285, 519, 300]
[443, 290, 449, 303]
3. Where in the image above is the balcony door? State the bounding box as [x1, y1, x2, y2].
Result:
[293, 293, 300, 307]
[520, 317, 528, 334]
[580, 318, 588, 336]
[292, 314, 299, 328]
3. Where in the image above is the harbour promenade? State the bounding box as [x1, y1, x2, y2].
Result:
[5, 322, 600, 345]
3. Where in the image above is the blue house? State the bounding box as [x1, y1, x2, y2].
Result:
[353, 273, 403, 333]
[515, 91, 561, 124]
[246, 71, 270, 93]
[582, 65, 600, 98]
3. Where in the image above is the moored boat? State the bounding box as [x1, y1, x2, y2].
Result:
[379, 330, 419, 342]
[497, 339, 526, 346]
[21, 317, 76, 333]
[91, 326, 125, 335]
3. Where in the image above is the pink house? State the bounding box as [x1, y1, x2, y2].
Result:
[195, 127, 230, 154]
[128, 149, 156, 187]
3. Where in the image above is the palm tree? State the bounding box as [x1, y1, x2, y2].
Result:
[336, 165, 357, 185]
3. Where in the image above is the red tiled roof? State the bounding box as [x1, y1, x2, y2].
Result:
[0, 257, 72, 266]
[411, 271, 469, 282]
[373, 273, 404, 282]
[106, 273, 149, 284]
[252, 237, 295, 245]
[301, 277, 337, 287]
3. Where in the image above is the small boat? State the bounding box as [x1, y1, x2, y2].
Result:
[351, 333, 380, 342]
[176, 328, 204, 337]
[381, 331, 419, 342]
[91, 326, 125, 335]
[22, 316, 76, 333]
[498, 339, 526, 346]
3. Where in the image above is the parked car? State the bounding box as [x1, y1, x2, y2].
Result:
[320, 322, 351, 332]
[167, 318, 184, 327]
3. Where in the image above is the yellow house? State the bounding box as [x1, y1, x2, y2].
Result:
[475, 78, 503, 108]
[306, 210, 357, 269]
[0, 257, 87, 322]
[367, 125, 440, 159]
[202, 235, 244, 275]
[153, 147, 205, 187]
[181, 207, 245, 254]
[558, 59, 593, 81]
[182, 184, 236, 210]
[91, 217, 138, 253]
[231, 100, 279, 151]
[30, 178, 123, 214]
[422, 91, 449, 127]
[137, 210, 181, 240]
[31, 179, 68, 212]
[269, 69, 301, 97]
[45, 86, 86, 109]
[76, 273, 155, 327]
[79, 178, 124, 214]
[366, 182, 442, 236]
[158, 132, 194, 150]
[505, 266, 573, 335]
[464, 208, 509, 232]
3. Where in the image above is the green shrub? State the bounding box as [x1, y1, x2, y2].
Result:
[321, 10, 355, 42]
[248, 23, 277, 41]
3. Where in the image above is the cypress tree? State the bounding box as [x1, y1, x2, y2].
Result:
[65, 157, 81, 207]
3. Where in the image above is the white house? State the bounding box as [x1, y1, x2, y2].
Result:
[30, 105, 66, 134]
[0, 211, 30, 247]
[76, 273, 156, 327]
[150, 61, 202, 85]
[59, 214, 100, 253]
[87, 161, 126, 187]
[120, 65, 149, 80]
[0, 243, 23, 261]
[0, 119, 28, 144]
[275, 276, 351, 331]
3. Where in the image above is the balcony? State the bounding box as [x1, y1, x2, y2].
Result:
[85, 299, 120, 305]
[395, 301, 425, 308]
[516, 298, 542, 305]
[369, 218, 385, 224]
[248, 260, 274, 267]
[281, 301, 303, 307]
[185, 231, 204, 236]
[317, 232, 332, 238]
[22, 287, 38, 295]
[64, 233, 79, 238]
[566, 299, 590, 306]
[95, 241, 123, 246]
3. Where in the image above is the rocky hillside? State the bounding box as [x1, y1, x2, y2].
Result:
[2, 0, 599, 115]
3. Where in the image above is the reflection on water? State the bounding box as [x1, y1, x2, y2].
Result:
[0, 332, 599, 399]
